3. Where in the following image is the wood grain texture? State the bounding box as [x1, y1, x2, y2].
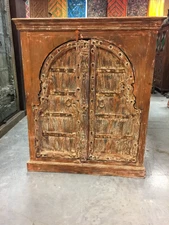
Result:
[27, 161, 146, 178]
[34, 40, 90, 160]
[13, 17, 165, 31]
[33, 39, 140, 163]
[13, 17, 164, 177]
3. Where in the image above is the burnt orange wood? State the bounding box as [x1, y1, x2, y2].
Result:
[27, 161, 145, 178]
[13, 17, 164, 177]
[29, 0, 48, 18]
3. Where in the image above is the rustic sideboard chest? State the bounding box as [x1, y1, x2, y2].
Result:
[14, 17, 164, 177]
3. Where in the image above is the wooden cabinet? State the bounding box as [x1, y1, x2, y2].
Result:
[13, 17, 164, 177]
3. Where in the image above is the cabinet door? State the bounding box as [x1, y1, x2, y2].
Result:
[34, 39, 141, 163]
[88, 40, 141, 163]
[34, 41, 90, 160]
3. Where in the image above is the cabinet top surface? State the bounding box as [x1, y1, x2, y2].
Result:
[13, 17, 165, 31]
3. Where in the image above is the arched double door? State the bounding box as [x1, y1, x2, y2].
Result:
[34, 39, 141, 164]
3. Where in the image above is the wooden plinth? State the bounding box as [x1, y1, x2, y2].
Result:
[27, 161, 145, 178]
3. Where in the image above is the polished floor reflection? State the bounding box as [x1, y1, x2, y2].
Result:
[0, 93, 169, 225]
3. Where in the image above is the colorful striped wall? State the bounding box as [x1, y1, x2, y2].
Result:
[25, 0, 168, 18]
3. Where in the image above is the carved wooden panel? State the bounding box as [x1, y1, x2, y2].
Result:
[34, 41, 90, 160]
[88, 40, 141, 163]
[34, 39, 141, 164]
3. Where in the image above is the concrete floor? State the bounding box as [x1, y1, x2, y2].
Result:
[0, 93, 169, 225]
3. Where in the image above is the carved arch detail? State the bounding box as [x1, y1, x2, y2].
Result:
[33, 39, 141, 163]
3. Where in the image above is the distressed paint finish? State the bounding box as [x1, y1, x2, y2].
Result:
[88, 40, 141, 163]
[14, 17, 164, 177]
[34, 41, 90, 160]
[33, 39, 141, 163]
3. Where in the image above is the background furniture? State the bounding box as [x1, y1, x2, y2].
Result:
[9, 0, 26, 111]
[153, 16, 169, 92]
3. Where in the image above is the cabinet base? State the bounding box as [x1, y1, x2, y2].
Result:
[27, 161, 145, 178]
